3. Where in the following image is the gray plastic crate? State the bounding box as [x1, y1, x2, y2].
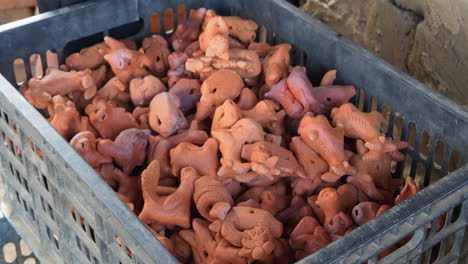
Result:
[0, 214, 39, 264]
[0, 0, 466, 263]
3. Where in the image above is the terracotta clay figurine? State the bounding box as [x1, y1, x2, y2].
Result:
[149, 92, 188, 137]
[320, 69, 337, 86]
[299, 113, 356, 182]
[236, 87, 258, 110]
[211, 49, 262, 78]
[241, 141, 306, 179]
[141, 35, 170, 77]
[276, 196, 315, 237]
[289, 216, 331, 260]
[96, 76, 126, 100]
[193, 176, 234, 222]
[222, 16, 258, 44]
[351, 139, 403, 192]
[180, 218, 245, 264]
[170, 8, 207, 52]
[211, 99, 242, 130]
[147, 121, 209, 179]
[85, 97, 139, 140]
[262, 44, 291, 86]
[351, 201, 390, 226]
[25, 68, 97, 109]
[185, 56, 215, 81]
[98, 128, 151, 174]
[167, 51, 193, 87]
[212, 118, 264, 179]
[194, 69, 244, 120]
[97, 164, 143, 213]
[315, 184, 358, 235]
[199, 16, 230, 60]
[395, 177, 420, 205]
[70, 131, 112, 168]
[204, 10, 259, 44]
[170, 232, 193, 263]
[132, 106, 150, 129]
[347, 140, 404, 202]
[103, 37, 153, 83]
[91, 65, 109, 89]
[139, 161, 199, 228]
[209, 206, 283, 261]
[240, 99, 283, 130]
[236, 182, 290, 215]
[168, 78, 201, 113]
[65, 42, 116, 71]
[289, 136, 329, 180]
[266, 66, 356, 118]
[48, 95, 94, 140]
[129, 75, 166, 107]
[170, 138, 219, 178]
[248, 42, 274, 59]
[331, 103, 405, 160]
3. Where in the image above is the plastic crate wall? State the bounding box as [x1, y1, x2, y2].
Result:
[0, 0, 467, 264]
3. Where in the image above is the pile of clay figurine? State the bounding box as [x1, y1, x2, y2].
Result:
[21, 8, 423, 263]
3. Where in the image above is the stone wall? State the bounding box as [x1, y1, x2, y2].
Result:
[301, 0, 468, 107]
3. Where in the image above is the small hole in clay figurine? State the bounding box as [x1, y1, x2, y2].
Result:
[309, 160, 315, 164]
[203, 250, 208, 257]
[101, 113, 107, 121]
[157, 117, 161, 125]
[156, 56, 161, 62]
[249, 210, 255, 214]
[189, 89, 195, 95]
[211, 88, 217, 93]
[326, 97, 331, 102]
[354, 209, 358, 216]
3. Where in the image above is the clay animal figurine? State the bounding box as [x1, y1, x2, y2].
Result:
[351, 201, 390, 225]
[199, 16, 230, 60]
[97, 164, 143, 213]
[289, 216, 331, 260]
[211, 99, 242, 130]
[211, 49, 262, 78]
[147, 121, 209, 179]
[331, 103, 385, 156]
[289, 136, 329, 180]
[98, 128, 151, 174]
[195, 69, 244, 120]
[395, 177, 421, 205]
[103, 37, 152, 83]
[149, 92, 188, 137]
[167, 51, 193, 87]
[315, 184, 358, 235]
[170, 138, 219, 178]
[48, 95, 94, 140]
[298, 113, 356, 182]
[26, 68, 96, 109]
[237, 87, 258, 110]
[129, 75, 166, 107]
[141, 35, 170, 77]
[170, 8, 207, 52]
[212, 118, 264, 179]
[70, 131, 112, 168]
[262, 44, 291, 86]
[96, 77, 126, 100]
[241, 141, 306, 179]
[209, 206, 283, 261]
[168, 78, 201, 113]
[236, 182, 290, 215]
[139, 161, 199, 228]
[193, 176, 234, 222]
[85, 97, 139, 140]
